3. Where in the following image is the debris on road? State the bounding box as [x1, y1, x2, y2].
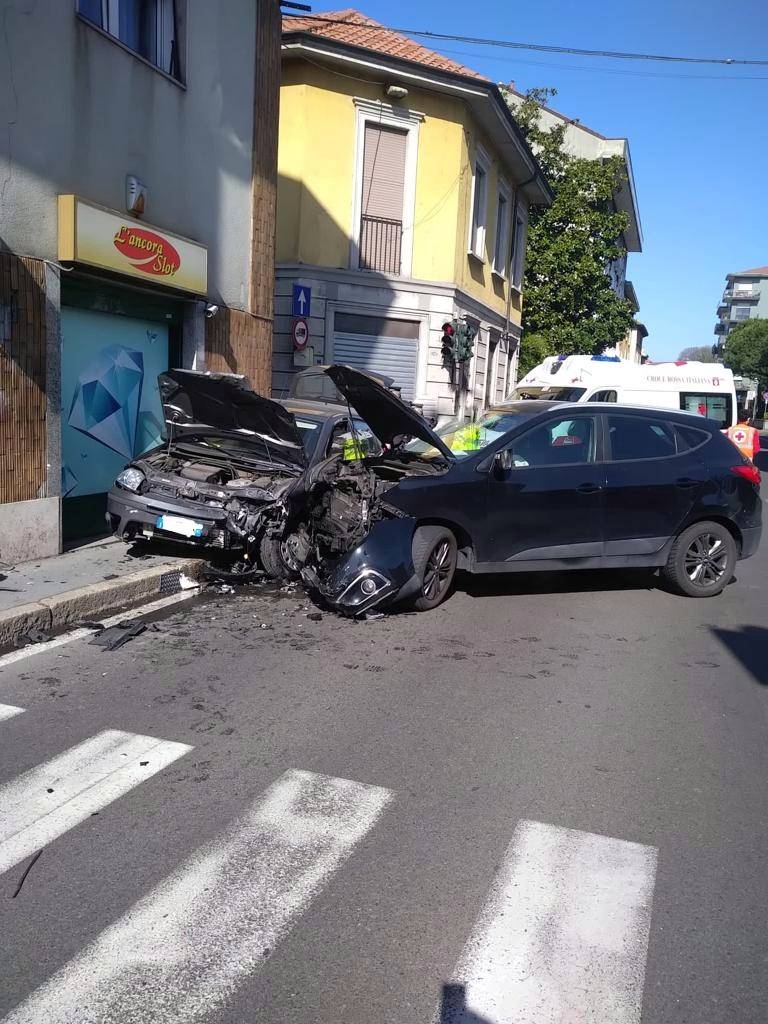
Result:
[11, 849, 43, 899]
[89, 621, 147, 651]
[306, 612, 323, 621]
[14, 629, 53, 648]
[178, 573, 199, 591]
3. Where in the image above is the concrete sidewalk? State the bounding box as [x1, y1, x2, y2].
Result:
[0, 538, 204, 648]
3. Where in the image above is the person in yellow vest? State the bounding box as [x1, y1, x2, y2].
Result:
[725, 409, 761, 462]
[450, 422, 484, 453]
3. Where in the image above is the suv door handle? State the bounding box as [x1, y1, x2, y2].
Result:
[676, 477, 702, 488]
[576, 482, 601, 494]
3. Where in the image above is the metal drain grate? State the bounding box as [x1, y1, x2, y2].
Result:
[158, 570, 182, 596]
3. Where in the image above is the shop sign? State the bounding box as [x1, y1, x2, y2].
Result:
[58, 195, 207, 295]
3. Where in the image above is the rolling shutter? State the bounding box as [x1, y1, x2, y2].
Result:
[361, 124, 407, 220]
[332, 334, 418, 403]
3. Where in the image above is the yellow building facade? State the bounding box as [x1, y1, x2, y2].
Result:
[275, 14, 550, 418]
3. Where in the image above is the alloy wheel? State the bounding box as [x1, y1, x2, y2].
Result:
[684, 533, 729, 587]
[422, 539, 453, 601]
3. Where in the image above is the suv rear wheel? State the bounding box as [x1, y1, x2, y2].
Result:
[662, 520, 737, 597]
[410, 525, 457, 611]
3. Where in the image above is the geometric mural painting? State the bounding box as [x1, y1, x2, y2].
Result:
[67, 345, 145, 459]
[61, 464, 79, 497]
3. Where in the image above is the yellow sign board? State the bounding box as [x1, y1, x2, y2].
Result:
[58, 195, 207, 295]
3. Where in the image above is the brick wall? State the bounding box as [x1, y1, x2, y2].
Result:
[0, 254, 47, 503]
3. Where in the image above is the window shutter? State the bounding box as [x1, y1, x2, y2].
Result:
[361, 124, 407, 221]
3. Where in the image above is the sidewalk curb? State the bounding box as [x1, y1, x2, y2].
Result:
[0, 558, 205, 649]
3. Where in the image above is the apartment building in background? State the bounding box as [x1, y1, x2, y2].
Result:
[714, 266, 768, 350]
[275, 9, 551, 419]
[0, 0, 281, 562]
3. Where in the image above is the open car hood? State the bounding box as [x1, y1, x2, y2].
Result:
[325, 365, 454, 460]
[158, 370, 306, 468]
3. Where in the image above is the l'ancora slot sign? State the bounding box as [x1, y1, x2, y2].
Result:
[58, 195, 207, 294]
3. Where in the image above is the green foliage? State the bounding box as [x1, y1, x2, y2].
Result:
[502, 87, 635, 356]
[724, 319, 768, 382]
[517, 333, 551, 378]
[678, 345, 717, 363]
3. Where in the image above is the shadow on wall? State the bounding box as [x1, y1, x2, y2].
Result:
[711, 625, 768, 686]
[275, 174, 401, 392]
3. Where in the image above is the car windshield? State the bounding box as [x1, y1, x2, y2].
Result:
[404, 410, 536, 460]
[294, 418, 323, 457]
[511, 386, 587, 402]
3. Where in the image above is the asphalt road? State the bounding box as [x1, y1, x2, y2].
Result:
[1, 532, 767, 1022]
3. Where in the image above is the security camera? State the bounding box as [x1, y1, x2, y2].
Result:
[205, 303, 219, 318]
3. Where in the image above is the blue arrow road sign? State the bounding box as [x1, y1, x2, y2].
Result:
[292, 284, 311, 318]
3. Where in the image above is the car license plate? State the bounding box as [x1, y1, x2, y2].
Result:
[156, 515, 204, 538]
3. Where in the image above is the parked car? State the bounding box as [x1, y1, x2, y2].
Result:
[284, 369, 762, 614]
[106, 369, 378, 575]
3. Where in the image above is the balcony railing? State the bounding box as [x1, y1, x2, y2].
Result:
[359, 215, 402, 275]
[714, 322, 728, 335]
[726, 288, 760, 301]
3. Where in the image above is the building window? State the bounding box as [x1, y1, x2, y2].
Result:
[468, 146, 490, 260]
[733, 305, 751, 321]
[510, 205, 528, 290]
[359, 123, 407, 275]
[351, 99, 421, 277]
[492, 182, 512, 277]
[77, 0, 181, 80]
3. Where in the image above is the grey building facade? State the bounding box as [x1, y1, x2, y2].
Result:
[0, 1, 280, 564]
[714, 265, 768, 350]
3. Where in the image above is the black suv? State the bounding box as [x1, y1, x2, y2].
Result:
[287, 375, 762, 614]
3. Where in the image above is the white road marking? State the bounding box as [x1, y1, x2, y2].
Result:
[0, 590, 198, 669]
[0, 704, 24, 722]
[439, 819, 657, 1024]
[0, 730, 192, 877]
[2, 769, 392, 1024]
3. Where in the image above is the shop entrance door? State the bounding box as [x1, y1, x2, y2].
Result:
[61, 308, 169, 541]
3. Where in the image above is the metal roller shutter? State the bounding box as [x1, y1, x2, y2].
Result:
[332, 332, 419, 403]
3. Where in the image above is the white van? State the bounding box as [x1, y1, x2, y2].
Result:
[512, 355, 737, 428]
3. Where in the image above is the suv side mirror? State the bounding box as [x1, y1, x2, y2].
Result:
[494, 449, 513, 476]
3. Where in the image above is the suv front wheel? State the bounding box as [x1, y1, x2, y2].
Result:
[409, 525, 458, 611]
[662, 521, 737, 597]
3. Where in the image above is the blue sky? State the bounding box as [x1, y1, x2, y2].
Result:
[310, 1, 768, 360]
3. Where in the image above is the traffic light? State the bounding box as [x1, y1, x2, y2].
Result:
[454, 319, 477, 363]
[441, 321, 456, 364]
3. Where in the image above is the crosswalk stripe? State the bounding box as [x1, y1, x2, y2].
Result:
[0, 729, 192, 877]
[438, 819, 658, 1024]
[0, 704, 24, 722]
[2, 768, 393, 1024]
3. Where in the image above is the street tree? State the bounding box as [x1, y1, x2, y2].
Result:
[723, 319, 768, 383]
[678, 345, 716, 362]
[505, 88, 635, 361]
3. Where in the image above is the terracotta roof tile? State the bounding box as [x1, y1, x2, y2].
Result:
[282, 8, 488, 81]
[733, 265, 768, 277]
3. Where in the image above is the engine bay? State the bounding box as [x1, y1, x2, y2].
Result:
[138, 445, 298, 508]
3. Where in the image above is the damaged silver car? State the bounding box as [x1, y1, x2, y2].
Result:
[106, 369, 379, 578]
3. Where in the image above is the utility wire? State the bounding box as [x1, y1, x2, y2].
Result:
[283, 13, 768, 67]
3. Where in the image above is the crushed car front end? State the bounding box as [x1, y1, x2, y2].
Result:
[302, 516, 421, 616]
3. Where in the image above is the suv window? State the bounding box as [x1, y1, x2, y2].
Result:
[608, 416, 679, 461]
[508, 416, 596, 468]
[675, 424, 710, 452]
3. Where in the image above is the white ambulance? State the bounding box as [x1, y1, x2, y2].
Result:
[512, 355, 737, 428]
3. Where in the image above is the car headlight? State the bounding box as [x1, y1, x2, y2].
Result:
[116, 467, 145, 492]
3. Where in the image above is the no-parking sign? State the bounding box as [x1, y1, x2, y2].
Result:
[291, 317, 309, 350]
